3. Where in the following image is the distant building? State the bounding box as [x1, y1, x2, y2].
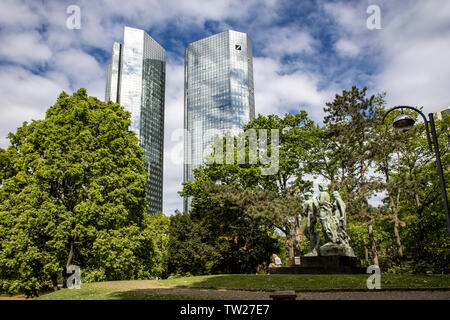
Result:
[433, 106, 450, 120]
[105, 26, 165, 214]
[183, 30, 255, 211]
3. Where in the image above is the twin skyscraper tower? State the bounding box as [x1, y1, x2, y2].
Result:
[105, 26, 255, 213]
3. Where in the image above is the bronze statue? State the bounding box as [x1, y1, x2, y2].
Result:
[317, 183, 338, 244]
[332, 191, 355, 257]
[301, 192, 321, 256]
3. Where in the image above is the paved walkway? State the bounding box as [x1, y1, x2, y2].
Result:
[295, 290, 450, 300]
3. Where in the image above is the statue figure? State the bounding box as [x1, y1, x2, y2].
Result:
[332, 191, 355, 257]
[317, 183, 338, 244]
[332, 191, 348, 242]
[301, 192, 321, 256]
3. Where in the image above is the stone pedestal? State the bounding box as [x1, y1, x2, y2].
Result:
[268, 256, 365, 274]
[319, 243, 355, 257]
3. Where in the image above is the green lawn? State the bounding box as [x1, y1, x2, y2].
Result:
[35, 284, 205, 300]
[33, 273, 450, 300]
[160, 273, 450, 290]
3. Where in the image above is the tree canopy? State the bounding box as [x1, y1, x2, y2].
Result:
[178, 86, 450, 273]
[0, 89, 168, 296]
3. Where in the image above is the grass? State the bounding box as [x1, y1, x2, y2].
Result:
[34, 280, 209, 300]
[34, 284, 204, 300]
[160, 273, 450, 290]
[31, 273, 450, 300]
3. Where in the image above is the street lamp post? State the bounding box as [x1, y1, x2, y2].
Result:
[382, 106, 450, 237]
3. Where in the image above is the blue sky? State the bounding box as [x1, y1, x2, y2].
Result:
[0, 0, 449, 214]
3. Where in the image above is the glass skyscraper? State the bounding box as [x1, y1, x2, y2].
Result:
[105, 26, 165, 214]
[184, 30, 255, 211]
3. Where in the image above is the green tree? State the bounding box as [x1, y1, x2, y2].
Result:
[378, 112, 450, 272]
[0, 89, 163, 296]
[176, 168, 281, 275]
[180, 111, 318, 266]
[321, 86, 384, 265]
[166, 211, 220, 276]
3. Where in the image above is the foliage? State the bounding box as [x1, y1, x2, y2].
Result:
[321, 86, 383, 215]
[177, 85, 450, 273]
[0, 89, 167, 296]
[166, 212, 220, 276]
[374, 109, 450, 272]
[168, 186, 281, 275]
[177, 112, 320, 270]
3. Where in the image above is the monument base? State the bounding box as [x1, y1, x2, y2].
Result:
[268, 256, 365, 274]
[319, 242, 355, 257]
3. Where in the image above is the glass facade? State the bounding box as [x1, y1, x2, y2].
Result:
[184, 30, 255, 210]
[433, 106, 450, 120]
[105, 26, 165, 214]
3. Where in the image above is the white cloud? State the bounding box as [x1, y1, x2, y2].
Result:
[0, 31, 52, 66]
[321, 0, 450, 112]
[253, 57, 333, 121]
[259, 27, 318, 58]
[0, 1, 43, 29]
[322, 1, 367, 33]
[335, 39, 360, 57]
[0, 66, 67, 145]
[51, 49, 104, 91]
[374, 1, 450, 112]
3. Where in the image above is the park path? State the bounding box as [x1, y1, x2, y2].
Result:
[295, 290, 450, 300]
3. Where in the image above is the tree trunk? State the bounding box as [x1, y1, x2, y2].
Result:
[51, 273, 59, 291]
[63, 240, 74, 288]
[285, 232, 295, 266]
[393, 217, 403, 261]
[364, 244, 369, 263]
[411, 166, 425, 249]
[294, 218, 302, 256]
[390, 194, 403, 263]
[368, 222, 379, 266]
[388, 155, 403, 263]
